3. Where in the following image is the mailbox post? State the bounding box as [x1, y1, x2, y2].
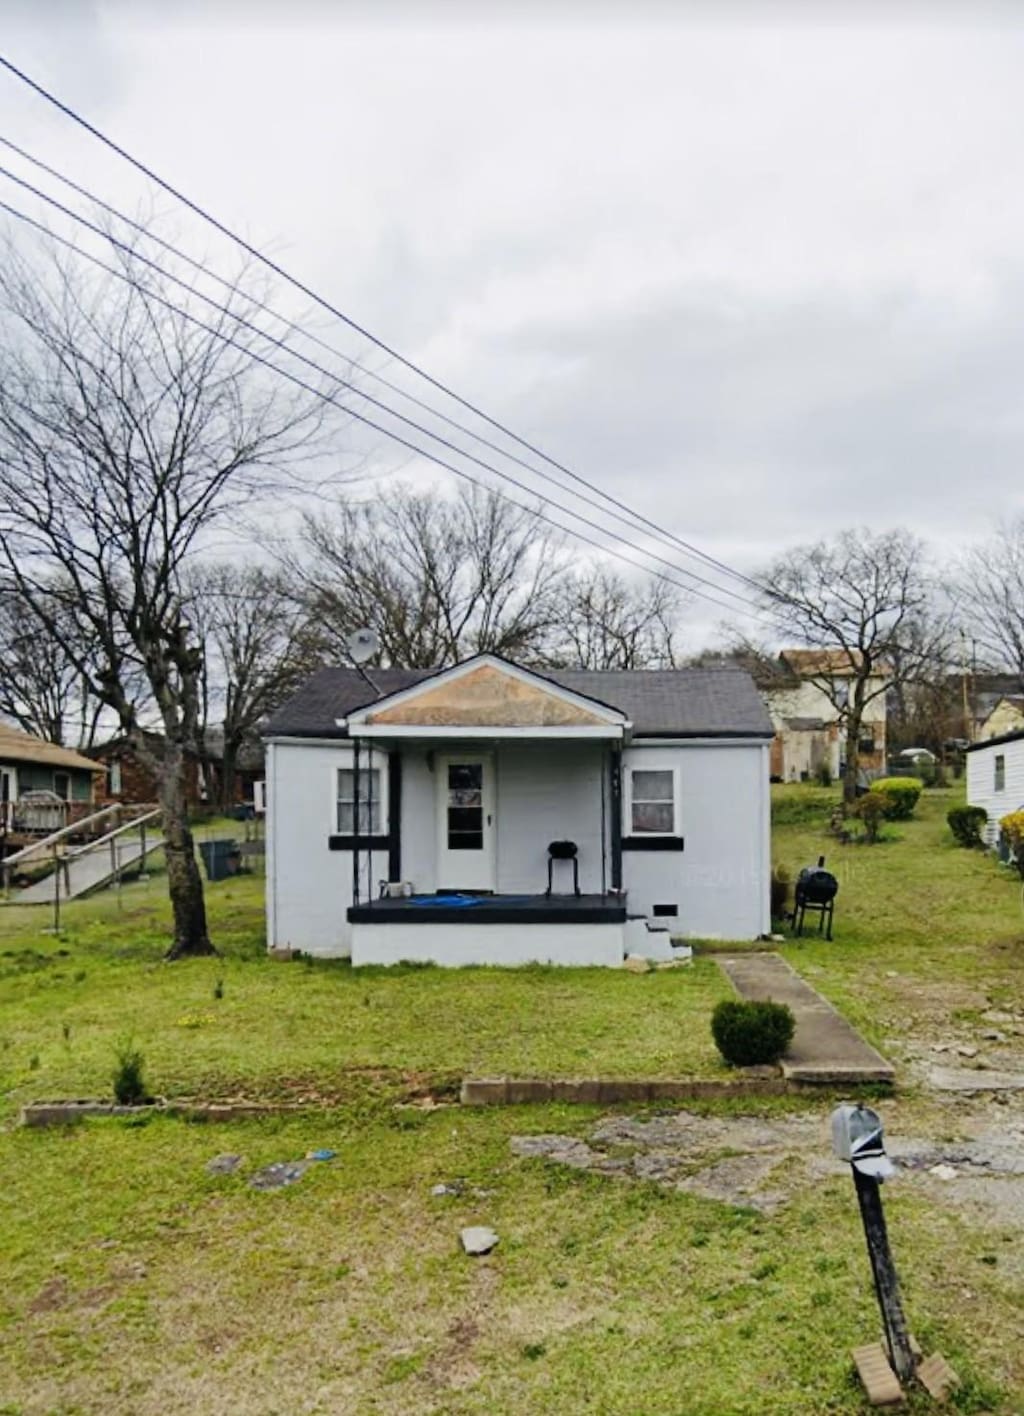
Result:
[831, 1103, 915, 1384]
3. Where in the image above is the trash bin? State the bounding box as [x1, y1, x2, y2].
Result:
[199, 839, 242, 882]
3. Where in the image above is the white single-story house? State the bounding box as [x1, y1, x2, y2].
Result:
[966, 727, 1024, 846]
[263, 654, 773, 967]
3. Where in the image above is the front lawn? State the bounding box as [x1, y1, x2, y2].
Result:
[0, 870, 732, 1120]
[1, 784, 1022, 1414]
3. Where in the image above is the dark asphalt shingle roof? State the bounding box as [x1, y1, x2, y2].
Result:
[264, 661, 772, 740]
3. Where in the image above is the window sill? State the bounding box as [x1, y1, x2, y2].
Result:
[328, 834, 390, 851]
[621, 836, 685, 851]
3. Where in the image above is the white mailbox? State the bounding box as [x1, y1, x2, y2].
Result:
[831, 1103, 895, 1181]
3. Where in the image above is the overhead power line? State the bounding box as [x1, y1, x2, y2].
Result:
[0, 192, 774, 625]
[0, 153, 760, 613]
[0, 132, 759, 602]
[0, 51, 776, 606]
[0, 163, 763, 618]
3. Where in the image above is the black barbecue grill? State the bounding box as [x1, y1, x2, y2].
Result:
[793, 855, 838, 939]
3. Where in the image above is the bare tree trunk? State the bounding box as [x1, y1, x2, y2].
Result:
[159, 742, 215, 959]
[843, 715, 860, 807]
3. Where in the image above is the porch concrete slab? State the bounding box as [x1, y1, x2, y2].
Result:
[716, 953, 895, 1085]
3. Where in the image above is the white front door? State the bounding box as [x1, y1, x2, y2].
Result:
[436, 755, 496, 892]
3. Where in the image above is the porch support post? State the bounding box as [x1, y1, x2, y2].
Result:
[352, 736, 361, 908]
[387, 750, 402, 883]
[610, 748, 623, 892]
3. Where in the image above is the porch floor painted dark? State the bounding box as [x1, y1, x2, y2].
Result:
[347, 893, 627, 925]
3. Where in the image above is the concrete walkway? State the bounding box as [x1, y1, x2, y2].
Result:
[717, 953, 895, 1085]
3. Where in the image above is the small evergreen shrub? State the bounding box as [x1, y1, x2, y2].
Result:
[711, 999, 795, 1066]
[855, 791, 890, 843]
[947, 805, 988, 849]
[112, 1040, 152, 1105]
[815, 761, 833, 787]
[770, 865, 791, 920]
[869, 776, 922, 819]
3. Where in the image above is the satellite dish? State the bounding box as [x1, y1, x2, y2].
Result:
[346, 627, 380, 665]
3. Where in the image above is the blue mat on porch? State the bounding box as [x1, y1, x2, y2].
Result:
[408, 894, 534, 908]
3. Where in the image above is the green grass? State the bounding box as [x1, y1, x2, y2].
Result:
[0, 785, 1022, 1414]
[0, 868, 733, 1120]
[770, 783, 1024, 1059]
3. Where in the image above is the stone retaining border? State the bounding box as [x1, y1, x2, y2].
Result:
[20, 1100, 305, 1128]
[460, 1076, 797, 1105]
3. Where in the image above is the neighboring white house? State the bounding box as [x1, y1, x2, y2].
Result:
[263, 654, 773, 966]
[966, 728, 1024, 846]
[761, 649, 889, 783]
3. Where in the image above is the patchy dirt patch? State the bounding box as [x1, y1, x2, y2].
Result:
[512, 1101, 1024, 1224]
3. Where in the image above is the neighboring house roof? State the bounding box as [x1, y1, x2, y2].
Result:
[0, 721, 101, 773]
[779, 648, 889, 677]
[265, 659, 773, 740]
[91, 729, 264, 772]
[966, 728, 1024, 754]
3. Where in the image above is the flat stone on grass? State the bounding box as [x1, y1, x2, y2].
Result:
[206, 1154, 243, 1176]
[460, 1226, 499, 1256]
[249, 1160, 309, 1190]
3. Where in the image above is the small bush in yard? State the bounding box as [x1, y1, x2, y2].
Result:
[855, 791, 890, 843]
[869, 776, 922, 819]
[711, 999, 795, 1066]
[1000, 811, 1024, 878]
[112, 1040, 152, 1105]
[948, 805, 988, 848]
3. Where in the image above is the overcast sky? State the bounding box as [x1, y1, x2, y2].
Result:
[3, 1, 1023, 644]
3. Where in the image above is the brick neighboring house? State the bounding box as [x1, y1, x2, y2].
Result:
[90, 730, 265, 810]
[90, 733, 209, 809]
[758, 649, 889, 783]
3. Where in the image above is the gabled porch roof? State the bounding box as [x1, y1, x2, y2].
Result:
[342, 654, 630, 741]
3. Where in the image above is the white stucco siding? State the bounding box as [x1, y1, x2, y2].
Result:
[351, 920, 625, 967]
[493, 742, 606, 894]
[967, 738, 1024, 845]
[266, 740, 389, 957]
[622, 741, 770, 940]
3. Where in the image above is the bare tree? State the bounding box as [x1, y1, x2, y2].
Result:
[188, 563, 319, 809]
[959, 519, 1024, 691]
[758, 528, 941, 805]
[0, 579, 109, 746]
[0, 228, 327, 957]
[294, 482, 569, 667]
[546, 568, 685, 669]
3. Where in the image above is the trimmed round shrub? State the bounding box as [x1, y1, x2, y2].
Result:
[947, 805, 988, 849]
[711, 999, 795, 1067]
[869, 776, 922, 820]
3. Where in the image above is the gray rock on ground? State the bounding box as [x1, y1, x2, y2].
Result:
[460, 1226, 499, 1256]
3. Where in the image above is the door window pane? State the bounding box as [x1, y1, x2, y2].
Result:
[448, 762, 483, 850]
[630, 768, 675, 834]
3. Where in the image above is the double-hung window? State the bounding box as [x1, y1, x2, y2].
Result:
[629, 768, 676, 835]
[336, 765, 382, 834]
[995, 754, 1006, 792]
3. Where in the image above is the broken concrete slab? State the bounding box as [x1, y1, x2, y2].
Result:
[928, 1066, 1024, 1093]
